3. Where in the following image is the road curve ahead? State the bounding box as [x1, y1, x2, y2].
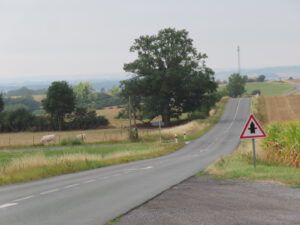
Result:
[0, 98, 251, 225]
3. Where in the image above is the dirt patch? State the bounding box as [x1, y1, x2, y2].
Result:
[116, 176, 300, 225]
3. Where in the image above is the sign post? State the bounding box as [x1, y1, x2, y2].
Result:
[240, 114, 266, 168]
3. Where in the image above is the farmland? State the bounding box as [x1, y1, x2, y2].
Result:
[256, 95, 300, 124]
[245, 82, 294, 96]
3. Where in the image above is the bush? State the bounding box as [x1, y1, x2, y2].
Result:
[188, 110, 208, 120]
[66, 107, 109, 130]
[60, 137, 82, 146]
[251, 89, 261, 95]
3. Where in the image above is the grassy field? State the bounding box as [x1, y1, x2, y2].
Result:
[0, 142, 184, 185]
[202, 139, 300, 187]
[245, 82, 294, 96]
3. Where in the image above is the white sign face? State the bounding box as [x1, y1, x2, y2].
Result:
[240, 114, 266, 139]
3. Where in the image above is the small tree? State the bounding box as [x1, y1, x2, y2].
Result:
[73, 82, 96, 109]
[226, 73, 246, 97]
[42, 81, 75, 130]
[257, 75, 266, 82]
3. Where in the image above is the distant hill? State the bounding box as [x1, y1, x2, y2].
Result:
[215, 65, 300, 81]
[6, 87, 46, 97]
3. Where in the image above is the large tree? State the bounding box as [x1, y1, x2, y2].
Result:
[121, 28, 217, 126]
[226, 73, 246, 97]
[42, 81, 75, 130]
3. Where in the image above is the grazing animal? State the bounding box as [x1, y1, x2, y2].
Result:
[40, 134, 55, 145]
[76, 134, 86, 142]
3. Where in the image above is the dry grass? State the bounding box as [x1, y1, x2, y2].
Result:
[284, 79, 300, 85]
[259, 95, 300, 124]
[32, 94, 46, 102]
[96, 106, 125, 128]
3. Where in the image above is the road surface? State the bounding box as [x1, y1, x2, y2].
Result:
[0, 98, 251, 225]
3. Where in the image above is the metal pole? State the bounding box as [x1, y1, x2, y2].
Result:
[237, 45, 241, 74]
[252, 138, 256, 168]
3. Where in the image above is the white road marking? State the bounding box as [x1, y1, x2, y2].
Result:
[83, 179, 96, 184]
[225, 98, 241, 132]
[0, 203, 18, 209]
[63, 183, 80, 189]
[13, 195, 34, 202]
[141, 166, 153, 170]
[40, 189, 59, 195]
[111, 173, 121, 177]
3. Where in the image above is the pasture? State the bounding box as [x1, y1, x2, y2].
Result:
[245, 82, 294, 96]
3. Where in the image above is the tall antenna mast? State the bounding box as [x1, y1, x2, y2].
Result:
[237, 45, 241, 74]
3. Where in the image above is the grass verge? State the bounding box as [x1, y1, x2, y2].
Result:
[0, 142, 184, 185]
[200, 139, 300, 188]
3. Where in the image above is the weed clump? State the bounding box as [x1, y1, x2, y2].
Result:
[60, 138, 82, 146]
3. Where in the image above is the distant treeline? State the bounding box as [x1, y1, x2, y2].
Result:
[5, 87, 46, 96]
[3, 95, 41, 112]
[0, 107, 108, 132]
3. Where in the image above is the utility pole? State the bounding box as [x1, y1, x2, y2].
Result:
[237, 45, 241, 74]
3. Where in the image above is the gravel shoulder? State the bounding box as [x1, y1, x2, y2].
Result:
[116, 176, 300, 225]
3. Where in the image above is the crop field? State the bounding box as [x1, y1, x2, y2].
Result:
[284, 79, 300, 85]
[32, 94, 46, 102]
[245, 82, 294, 96]
[258, 95, 300, 124]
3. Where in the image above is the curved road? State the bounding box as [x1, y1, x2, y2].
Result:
[0, 98, 251, 225]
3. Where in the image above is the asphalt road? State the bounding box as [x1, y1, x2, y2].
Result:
[0, 98, 251, 225]
[284, 83, 300, 95]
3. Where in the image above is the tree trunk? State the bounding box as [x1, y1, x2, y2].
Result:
[162, 105, 171, 127]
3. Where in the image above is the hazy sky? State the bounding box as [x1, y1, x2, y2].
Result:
[0, 0, 299, 79]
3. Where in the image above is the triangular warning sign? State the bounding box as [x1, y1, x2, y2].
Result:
[240, 114, 266, 139]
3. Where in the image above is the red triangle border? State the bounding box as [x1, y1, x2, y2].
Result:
[240, 114, 266, 139]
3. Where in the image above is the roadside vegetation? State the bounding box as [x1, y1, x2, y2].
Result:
[0, 143, 184, 185]
[202, 139, 300, 187]
[204, 93, 300, 187]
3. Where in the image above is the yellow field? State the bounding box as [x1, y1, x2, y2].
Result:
[32, 94, 46, 102]
[259, 95, 300, 124]
[96, 106, 127, 128]
[284, 79, 300, 85]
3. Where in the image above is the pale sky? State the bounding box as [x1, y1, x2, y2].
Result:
[0, 0, 299, 79]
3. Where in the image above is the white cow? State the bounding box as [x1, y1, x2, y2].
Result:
[76, 134, 86, 142]
[40, 134, 56, 145]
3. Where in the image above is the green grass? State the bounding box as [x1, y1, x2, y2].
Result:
[245, 82, 294, 96]
[201, 140, 300, 187]
[0, 142, 184, 185]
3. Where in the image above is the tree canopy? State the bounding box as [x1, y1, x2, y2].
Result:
[73, 82, 96, 109]
[121, 28, 217, 125]
[0, 94, 4, 112]
[226, 73, 246, 97]
[42, 81, 75, 130]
